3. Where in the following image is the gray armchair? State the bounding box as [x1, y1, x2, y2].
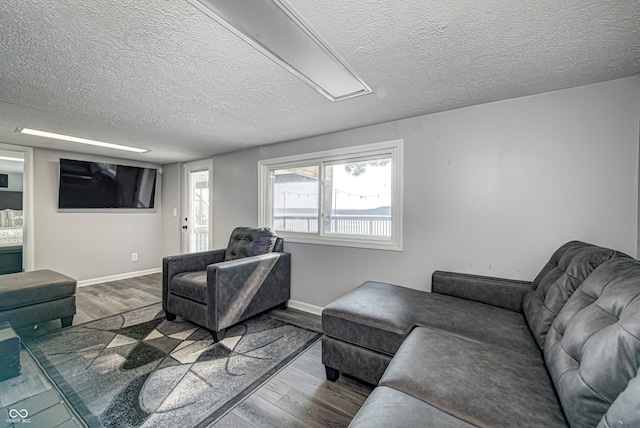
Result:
[162, 227, 291, 342]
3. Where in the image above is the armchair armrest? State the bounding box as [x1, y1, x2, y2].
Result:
[206, 252, 291, 330]
[432, 270, 532, 313]
[164, 249, 226, 277]
[162, 249, 226, 309]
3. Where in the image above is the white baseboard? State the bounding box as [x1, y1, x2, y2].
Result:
[78, 274, 324, 317]
[287, 299, 323, 316]
[77, 267, 161, 287]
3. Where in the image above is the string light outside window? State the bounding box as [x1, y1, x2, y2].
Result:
[258, 140, 403, 251]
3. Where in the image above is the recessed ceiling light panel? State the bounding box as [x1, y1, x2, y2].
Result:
[17, 128, 149, 153]
[189, 0, 373, 101]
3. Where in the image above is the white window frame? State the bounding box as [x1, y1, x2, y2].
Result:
[258, 140, 403, 251]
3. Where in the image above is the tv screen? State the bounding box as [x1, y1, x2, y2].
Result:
[0, 174, 7, 188]
[58, 158, 157, 209]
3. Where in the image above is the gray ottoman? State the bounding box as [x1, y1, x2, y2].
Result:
[0, 270, 77, 329]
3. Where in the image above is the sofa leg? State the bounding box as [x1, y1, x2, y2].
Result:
[61, 316, 74, 328]
[279, 301, 288, 310]
[325, 366, 340, 382]
[212, 329, 226, 343]
[165, 312, 176, 321]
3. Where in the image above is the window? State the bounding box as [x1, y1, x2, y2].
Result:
[259, 140, 403, 250]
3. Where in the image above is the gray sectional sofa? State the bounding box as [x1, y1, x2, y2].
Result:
[322, 241, 640, 427]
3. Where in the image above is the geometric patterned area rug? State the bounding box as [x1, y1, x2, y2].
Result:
[24, 304, 321, 428]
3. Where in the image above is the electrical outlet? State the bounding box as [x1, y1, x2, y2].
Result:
[131, 252, 138, 262]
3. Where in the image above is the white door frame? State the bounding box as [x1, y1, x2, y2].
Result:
[182, 159, 213, 253]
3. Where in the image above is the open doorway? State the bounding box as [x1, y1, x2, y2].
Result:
[182, 159, 213, 253]
[0, 147, 29, 274]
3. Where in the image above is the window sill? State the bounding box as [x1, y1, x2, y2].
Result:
[276, 231, 402, 251]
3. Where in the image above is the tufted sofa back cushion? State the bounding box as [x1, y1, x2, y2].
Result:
[544, 257, 640, 428]
[522, 241, 626, 348]
[224, 227, 278, 261]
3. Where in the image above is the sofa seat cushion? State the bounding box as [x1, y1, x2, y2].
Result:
[323, 281, 540, 359]
[0, 270, 76, 310]
[522, 241, 628, 349]
[380, 327, 568, 428]
[169, 271, 207, 303]
[349, 386, 474, 428]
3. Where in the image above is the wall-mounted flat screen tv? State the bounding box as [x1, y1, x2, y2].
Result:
[58, 158, 157, 209]
[0, 174, 7, 188]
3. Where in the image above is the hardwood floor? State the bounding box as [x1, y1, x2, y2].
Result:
[0, 273, 372, 427]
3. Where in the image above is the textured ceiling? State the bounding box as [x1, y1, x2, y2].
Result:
[0, 0, 639, 164]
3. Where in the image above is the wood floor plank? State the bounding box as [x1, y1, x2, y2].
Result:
[229, 394, 308, 428]
[7, 389, 60, 417]
[289, 351, 329, 380]
[275, 365, 367, 416]
[266, 308, 322, 333]
[0, 349, 51, 407]
[339, 374, 376, 396]
[253, 376, 293, 405]
[305, 340, 323, 358]
[27, 402, 75, 428]
[211, 410, 254, 428]
[273, 389, 353, 428]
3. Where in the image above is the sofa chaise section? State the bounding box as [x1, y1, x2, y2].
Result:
[376, 327, 568, 427]
[348, 255, 640, 427]
[322, 240, 634, 427]
[322, 279, 539, 385]
[322, 241, 625, 386]
[348, 386, 475, 428]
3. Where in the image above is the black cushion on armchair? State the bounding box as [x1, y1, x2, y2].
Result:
[224, 227, 278, 261]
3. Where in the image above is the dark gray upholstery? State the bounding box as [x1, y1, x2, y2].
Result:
[162, 227, 290, 340]
[0, 269, 77, 329]
[349, 386, 474, 428]
[522, 240, 628, 348]
[322, 280, 540, 384]
[322, 240, 639, 427]
[544, 257, 640, 428]
[321, 335, 393, 385]
[380, 327, 567, 427]
[432, 270, 532, 312]
[224, 226, 278, 261]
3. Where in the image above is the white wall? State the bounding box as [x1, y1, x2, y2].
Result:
[160, 162, 182, 257]
[0, 172, 23, 191]
[33, 149, 163, 281]
[206, 77, 640, 307]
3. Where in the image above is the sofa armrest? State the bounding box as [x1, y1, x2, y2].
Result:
[431, 270, 532, 313]
[162, 249, 226, 310]
[207, 252, 291, 330]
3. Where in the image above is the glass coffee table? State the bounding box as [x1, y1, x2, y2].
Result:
[0, 322, 83, 427]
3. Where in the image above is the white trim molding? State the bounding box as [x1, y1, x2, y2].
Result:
[287, 299, 323, 316]
[258, 140, 404, 251]
[77, 267, 161, 287]
[0, 143, 34, 271]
